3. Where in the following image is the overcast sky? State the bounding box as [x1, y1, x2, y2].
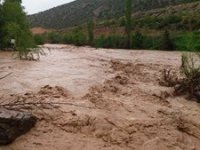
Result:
[22, 0, 75, 15]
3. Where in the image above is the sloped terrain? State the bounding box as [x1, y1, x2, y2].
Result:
[0, 45, 200, 150]
[28, 0, 198, 29]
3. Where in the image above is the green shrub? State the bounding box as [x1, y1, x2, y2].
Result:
[119, 17, 126, 26]
[174, 32, 200, 51]
[132, 31, 144, 49]
[161, 30, 174, 50]
[47, 32, 63, 44]
[94, 33, 170, 50]
[94, 35, 127, 49]
[93, 35, 105, 48]
[73, 31, 87, 46]
[63, 33, 73, 44]
[140, 35, 162, 50]
[63, 31, 87, 46]
[34, 34, 45, 45]
[181, 53, 200, 79]
[87, 20, 94, 44]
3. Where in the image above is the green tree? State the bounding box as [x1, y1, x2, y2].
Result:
[161, 30, 174, 50]
[125, 0, 132, 49]
[34, 34, 45, 45]
[47, 32, 63, 44]
[87, 20, 94, 44]
[0, 1, 4, 48]
[133, 31, 144, 49]
[1, 0, 34, 58]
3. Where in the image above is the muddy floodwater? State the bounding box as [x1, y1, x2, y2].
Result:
[0, 44, 200, 150]
[0, 44, 180, 96]
[0, 44, 114, 96]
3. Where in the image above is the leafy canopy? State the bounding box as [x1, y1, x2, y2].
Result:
[0, 0, 34, 57]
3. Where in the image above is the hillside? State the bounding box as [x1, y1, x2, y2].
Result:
[28, 0, 198, 29]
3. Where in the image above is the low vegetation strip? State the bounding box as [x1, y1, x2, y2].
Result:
[34, 30, 200, 51]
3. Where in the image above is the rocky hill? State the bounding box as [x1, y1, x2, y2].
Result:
[29, 0, 199, 29]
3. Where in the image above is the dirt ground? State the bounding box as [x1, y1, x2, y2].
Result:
[31, 27, 54, 34]
[0, 44, 200, 150]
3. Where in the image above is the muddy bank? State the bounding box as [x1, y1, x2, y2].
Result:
[0, 44, 200, 150]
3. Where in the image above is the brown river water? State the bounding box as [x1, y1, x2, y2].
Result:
[0, 44, 200, 150]
[0, 44, 180, 97]
[0, 44, 114, 97]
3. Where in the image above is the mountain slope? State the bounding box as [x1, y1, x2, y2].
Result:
[28, 0, 199, 29]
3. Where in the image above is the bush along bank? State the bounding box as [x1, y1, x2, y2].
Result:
[33, 30, 200, 51]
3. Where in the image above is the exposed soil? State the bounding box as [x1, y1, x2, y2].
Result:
[31, 27, 55, 34]
[0, 44, 200, 150]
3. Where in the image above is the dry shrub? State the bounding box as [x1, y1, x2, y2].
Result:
[160, 52, 200, 101]
[159, 69, 179, 87]
[181, 53, 200, 79]
[176, 53, 200, 97]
